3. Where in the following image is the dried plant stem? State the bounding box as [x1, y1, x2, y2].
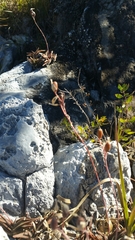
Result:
[103, 151, 120, 213]
[65, 89, 91, 126]
[97, 132, 119, 239]
[52, 88, 109, 222]
[103, 150, 119, 240]
[0, 207, 12, 223]
[114, 108, 129, 233]
[30, 8, 49, 52]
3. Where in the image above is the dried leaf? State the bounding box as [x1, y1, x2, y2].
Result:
[13, 230, 32, 239]
[56, 195, 71, 205]
[27, 48, 57, 68]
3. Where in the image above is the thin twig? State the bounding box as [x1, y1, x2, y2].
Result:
[65, 89, 91, 126]
[30, 8, 49, 52]
[50, 80, 109, 223]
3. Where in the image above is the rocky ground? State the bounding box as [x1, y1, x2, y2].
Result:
[1, 0, 135, 148]
[0, 0, 135, 239]
[38, 0, 135, 151]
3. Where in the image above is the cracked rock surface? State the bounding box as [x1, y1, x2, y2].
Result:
[54, 141, 132, 218]
[0, 95, 54, 217]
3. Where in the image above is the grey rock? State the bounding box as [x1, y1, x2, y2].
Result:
[0, 36, 17, 74]
[0, 226, 10, 240]
[54, 140, 132, 217]
[0, 60, 95, 148]
[26, 168, 54, 217]
[82, 141, 132, 217]
[0, 95, 54, 217]
[11, 34, 29, 45]
[0, 172, 23, 216]
[0, 61, 52, 99]
[131, 159, 135, 180]
[0, 34, 31, 74]
[90, 90, 100, 101]
[54, 142, 87, 207]
[0, 96, 53, 179]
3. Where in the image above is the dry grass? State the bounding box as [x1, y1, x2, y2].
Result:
[0, 186, 133, 240]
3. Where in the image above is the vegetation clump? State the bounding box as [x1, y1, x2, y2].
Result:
[27, 8, 57, 68]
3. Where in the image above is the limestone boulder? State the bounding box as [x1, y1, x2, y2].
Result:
[0, 172, 23, 216]
[0, 96, 54, 217]
[54, 140, 132, 217]
[0, 96, 53, 179]
[26, 168, 54, 217]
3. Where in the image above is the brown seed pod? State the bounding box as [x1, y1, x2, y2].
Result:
[50, 79, 58, 93]
[30, 8, 36, 18]
[104, 141, 111, 152]
[97, 219, 113, 233]
[50, 216, 58, 230]
[97, 128, 103, 139]
[77, 216, 87, 231]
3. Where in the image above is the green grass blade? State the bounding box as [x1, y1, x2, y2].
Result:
[127, 205, 135, 234]
[114, 113, 129, 229]
[131, 223, 135, 234]
[117, 141, 129, 228]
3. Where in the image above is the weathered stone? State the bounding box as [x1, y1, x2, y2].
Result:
[54, 140, 132, 217]
[0, 60, 95, 151]
[0, 172, 23, 216]
[54, 142, 87, 207]
[0, 95, 54, 217]
[0, 34, 31, 74]
[0, 96, 53, 179]
[0, 36, 17, 74]
[0, 226, 10, 240]
[25, 168, 54, 217]
[131, 160, 135, 180]
[0, 61, 51, 99]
